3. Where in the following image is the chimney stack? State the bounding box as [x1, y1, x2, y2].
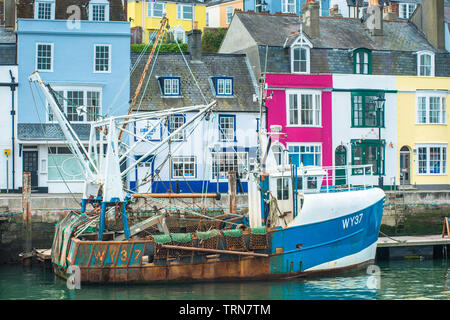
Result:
[4, 0, 16, 31]
[329, 4, 342, 17]
[302, 0, 320, 38]
[187, 29, 202, 63]
[421, 0, 445, 50]
[365, 0, 383, 36]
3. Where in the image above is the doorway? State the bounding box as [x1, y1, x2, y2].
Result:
[23, 150, 38, 191]
[400, 146, 411, 185]
[335, 145, 347, 186]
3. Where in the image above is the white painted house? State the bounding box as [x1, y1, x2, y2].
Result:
[332, 74, 398, 188]
[0, 27, 19, 193]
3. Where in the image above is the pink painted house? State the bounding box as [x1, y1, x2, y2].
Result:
[264, 74, 333, 175]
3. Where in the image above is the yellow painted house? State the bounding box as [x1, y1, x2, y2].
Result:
[397, 76, 450, 189]
[127, 0, 207, 44]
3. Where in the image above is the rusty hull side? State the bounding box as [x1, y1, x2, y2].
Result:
[64, 238, 274, 283]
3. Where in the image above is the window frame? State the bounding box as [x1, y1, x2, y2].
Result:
[287, 142, 322, 167]
[147, 1, 166, 18]
[34, 0, 55, 20]
[416, 144, 447, 175]
[351, 139, 385, 176]
[177, 4, 194, 21]
[211, 150, 249, 181]
[286, 89, 322, 127]
[416, 50, 435, 77]
[276, 177, 290, 200]
[281, 0, 296, 14]
[93, 44, 111, 73]
[353, 48, 372, 75]
[226, 5, 233, 24]
[47, 146, 84, 182]
[168, 113, 186, 141]
[161, 77, 181, 96]
[46, 87, 102, 123]
[415, 92, 447, 125]
[218, 114, 236, 142]
[36, 42, 54, 72]
[398, 3, 416, 19]
[291, 46, 310, 74]
[351, 91, 385, 128]
[215, 77, 234, 96]
[171, 156, 197, 179]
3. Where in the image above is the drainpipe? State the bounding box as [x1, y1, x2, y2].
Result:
[9, 70, 16, 191]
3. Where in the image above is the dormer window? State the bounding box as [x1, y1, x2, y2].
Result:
[290, 34, 313, 74]
[417, 51, 435, 77]
[159, 77, 181, 96]
[89, 0, 110, 21]
[353, 48, 372, 75]
[214, 77, 233, 96]
[35, 0, 55, 20]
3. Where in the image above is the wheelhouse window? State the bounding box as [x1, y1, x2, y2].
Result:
[94, 44, 111, 73]
[288, 143, 322, 167]
[351, 91, 385, 128]
[277, 177, 289, 200]
[353, 48, 371, 75]
[417, 144, 447, 175]
[286, 90, 321, 126]
[36, 43, 53, 72]
[417, 51, 435, 77]
[172, 156, 196, 178]
[416, 92, 446, 124]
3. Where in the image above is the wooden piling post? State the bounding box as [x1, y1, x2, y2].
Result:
[228, 171, 237, 214]
[22, 172, 32, 265]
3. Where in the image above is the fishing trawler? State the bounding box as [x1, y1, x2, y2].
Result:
[28, 18, 385, 284]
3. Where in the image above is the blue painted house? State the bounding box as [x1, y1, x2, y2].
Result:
[15, 0, 130, 193]
[244, 0, 330, 16]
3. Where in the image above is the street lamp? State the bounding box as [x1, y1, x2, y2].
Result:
[374, 94, 385, 189]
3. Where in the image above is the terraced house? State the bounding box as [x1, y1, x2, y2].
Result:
[129, 29, 259, 194]
[220, 0, 450, 190]
[127, 0, 206, 44]
[13, 0, 130, 193]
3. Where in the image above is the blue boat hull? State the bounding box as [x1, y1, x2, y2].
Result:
[269, 197, 384, 275]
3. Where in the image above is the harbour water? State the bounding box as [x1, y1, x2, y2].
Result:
[0, 259, 449, 300]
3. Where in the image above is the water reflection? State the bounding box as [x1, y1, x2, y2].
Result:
[0, 259, 449, 300]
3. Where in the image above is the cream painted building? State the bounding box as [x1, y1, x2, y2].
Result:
[397, 76, 450, 189]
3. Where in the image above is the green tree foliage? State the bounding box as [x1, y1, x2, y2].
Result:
[131, 43, 188, 53]
[201, 28, 228, 53]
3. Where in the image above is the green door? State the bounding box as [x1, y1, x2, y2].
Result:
[335, 146, 347, 186]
